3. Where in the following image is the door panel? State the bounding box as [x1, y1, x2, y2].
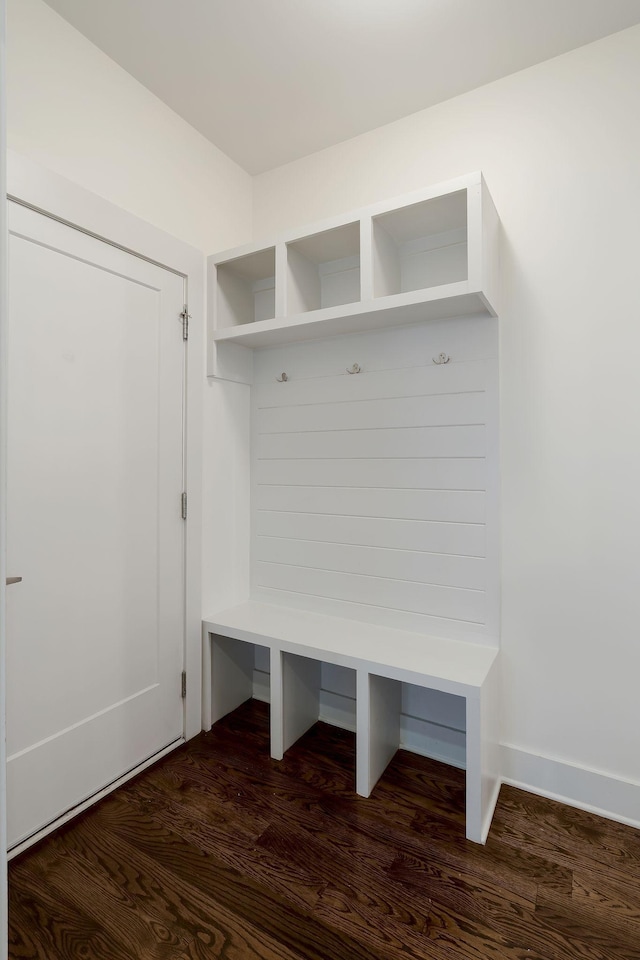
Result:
[6, 204, 185, 848]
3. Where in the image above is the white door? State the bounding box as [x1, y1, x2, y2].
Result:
[6, 202, 186, 849]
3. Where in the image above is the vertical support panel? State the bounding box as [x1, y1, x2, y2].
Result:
[201, 623, 212, 730]
[287, 244, 321, 315]
[479, 657, 502, 841]
[465, 694, 482, 842]
[480, 176, 501, 315]
[281, 652, 321, 755]
[210, 634, 254, 725]
[359, 215, 373, 301]
[465, 659, 501, 843]
[0, 4, 8, 941]
[274, 242, 287, 317]
[466, 181, 482, 292]
[270, 646, 284, 760]
[356, 671, 401, 797]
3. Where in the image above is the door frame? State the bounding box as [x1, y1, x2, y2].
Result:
[1, 7, 9, 957]
[4, 149, 205, 796]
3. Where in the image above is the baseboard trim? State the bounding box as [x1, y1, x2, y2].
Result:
[501, 743, 640, 831]
[400, 714, 466, 770]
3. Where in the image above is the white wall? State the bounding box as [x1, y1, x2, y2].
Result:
[253, 26, 640, 824]
[7, 0, 252, 255]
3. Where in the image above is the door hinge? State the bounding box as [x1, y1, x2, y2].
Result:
[181, 491, 188, 520]
[180, 305, 190, 341]
[181, 671, 187, 699]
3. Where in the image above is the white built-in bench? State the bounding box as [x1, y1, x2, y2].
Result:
[202, 601, 501, 844]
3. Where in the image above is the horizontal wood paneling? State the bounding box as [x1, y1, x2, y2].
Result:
[251, 321, 498, 642]
[402, 685, 466, 730]
[257, 458, 486, 490]
[253, 315, 497, 383]
[255, 358, 488, 408]
[257, 392, 485, 434]
[255, 513, 485, 556]
[255, 563, 484, 623]
[257, 424, 485, 460]
[256, 486, 485, 523]
[253, 586, 488, 641]
[255, 538, 485, 589]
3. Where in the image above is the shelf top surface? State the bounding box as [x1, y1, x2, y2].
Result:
[204, 600, 498, 692]
[211, 289, 489, 349]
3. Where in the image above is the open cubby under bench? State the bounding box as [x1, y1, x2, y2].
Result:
[202, 601, 501, 843]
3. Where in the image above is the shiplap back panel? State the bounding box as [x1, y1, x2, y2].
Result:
[251, 317, 499, 645]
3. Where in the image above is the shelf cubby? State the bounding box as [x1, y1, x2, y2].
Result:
[209, 633, 271, 726]
[372, 189, 468, 298]
[203, 602, 501, 842]
[215, 247, 276, 328]
[208, 172, 499, 373]
[287, 221, 360, 315]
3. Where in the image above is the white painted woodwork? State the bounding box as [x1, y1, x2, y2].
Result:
[280, 652, 322, 757]
[6, 202, 186, 849]
[464, 656, 502, 843]
[205, 602, 498, 695]
[356, 672, 402, 796]
[0, 12, 8, 945]
[256, 457, 486, 489]
[257, 391, 486, 433]
[255, 513, 486, 557]
[257, 423, 485, 460]
[203, 600, 500, 842]
[372, 189, 468, 297]
[208, 173, 499, 364]
[255, 564, 485, 623]
[286, 222, 361, 315]
[401, 713, 466, 770]
[255, 540, 485, 590]
[253, 315, 498, 377]
[256, 487, 485, 523]
[251, 325, 498, 644]
[255, 354, 488, 404]
[204, 176, 501, 838]
[210, 634, 255, 724]
[216, 247, 276, 328]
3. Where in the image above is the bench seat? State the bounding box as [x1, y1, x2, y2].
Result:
[203, 600, 501, 843]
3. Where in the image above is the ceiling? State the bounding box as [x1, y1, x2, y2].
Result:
[44, 0, 640, 175]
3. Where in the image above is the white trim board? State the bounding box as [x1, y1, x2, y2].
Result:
[1, 7, 10, 955]
[501, 743, 640, 831]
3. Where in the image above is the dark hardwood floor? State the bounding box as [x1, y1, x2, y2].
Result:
[9, 699, 640, 959]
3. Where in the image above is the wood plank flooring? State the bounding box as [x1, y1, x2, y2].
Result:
[9, 699, 640, 959]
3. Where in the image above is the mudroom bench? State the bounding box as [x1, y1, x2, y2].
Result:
[202, 601, 501, 843]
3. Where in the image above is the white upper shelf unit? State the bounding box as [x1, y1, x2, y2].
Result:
[208, 172, 499, 352]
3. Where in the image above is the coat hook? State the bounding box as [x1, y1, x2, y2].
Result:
[276, 372, 288, 382]
[432, 353, 450, 365]
[347, 363, 361, 375]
